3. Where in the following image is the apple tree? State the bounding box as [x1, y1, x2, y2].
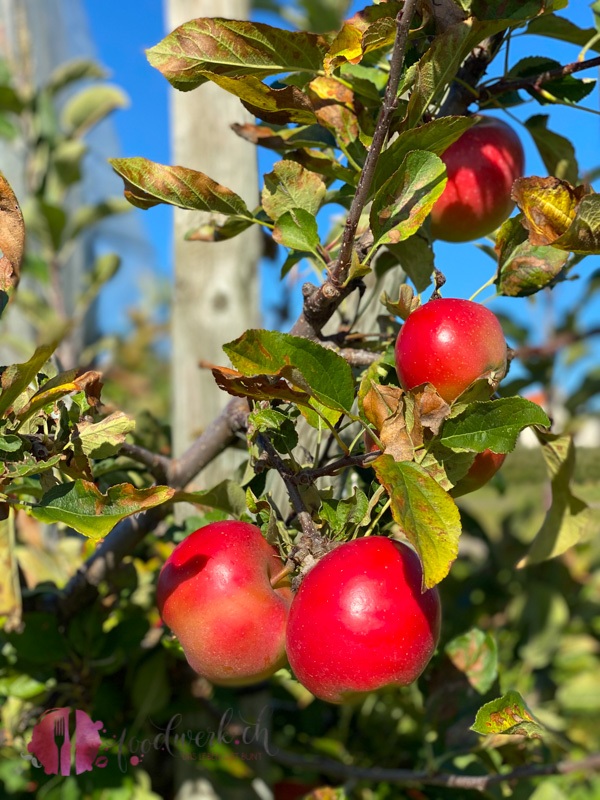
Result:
[1, 0, 600, 797]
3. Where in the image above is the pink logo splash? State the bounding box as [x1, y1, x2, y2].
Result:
[27, 707, 106, 775]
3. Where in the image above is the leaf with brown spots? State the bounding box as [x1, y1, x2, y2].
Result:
[212, 365, 312, 406]
[471, 690, 546, 738]
[146, 18, 327, 91]
[0, 172, 24, 300]
[30, 480, 175, 540]
[511, 176, 585, 246]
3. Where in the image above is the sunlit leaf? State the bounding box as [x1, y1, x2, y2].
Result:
[471, 690, 545, 738]
[440, 398, 551, 453]
[373, 456, 461, 589]
[0, 342, 58, 418]
[146, 19, 327, 90]
[373, 116, 476, 196]
[513, 176, 600, 254]
[370, 150, 447, 247]
[75, 412, 135, 460]
[30, 481, 175, 540]
[273, 208, 320, 254]
[262, 160, 326, 221]
[209, 74, 317, 125]
[110, 157, 252, 217]
[223, 330, 355, 414]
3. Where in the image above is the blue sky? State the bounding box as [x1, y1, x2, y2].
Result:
[83, 1, 600, 390]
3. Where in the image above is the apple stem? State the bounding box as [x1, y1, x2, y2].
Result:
[469, 275, 496, 302]
[270, 564, 294, 588]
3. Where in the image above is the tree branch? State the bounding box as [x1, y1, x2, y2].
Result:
[270, 747, 600, 790]
[334, 0, 418, 284]
[478, 55, 600, 105]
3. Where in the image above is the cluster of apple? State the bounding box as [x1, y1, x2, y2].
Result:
[156, 117, 522, 703]
[156, 521, 441, 703]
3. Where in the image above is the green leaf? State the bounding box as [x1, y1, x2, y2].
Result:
[471, 0, 546, 19]
[471, 690, 545, 738]
[0, 341, 57, 418]
[262, 160, 326, 221]
[30, 481, 175, 540]
[1, 453, 63, 480]
[495, 215, 570, 297]
[373, 456, 461, 589]
[173, 480, 248, 518]
[61, 84, 128, 136]
[223, 329, 355, 415]
[146, 18, 327, 91]
[272, 208, 320, 254]
[373, 116, 476, 197]
[440, 398, 551, 453]
[446, 628, 498, 694]
[525, 114, 579, 185]
[518, 434, 597, 567]
[527, 13, 600, 54]
[74, 411, 135, 459]
[0, 433, 22, 452]
[110, 156, 252, 216]
[370, 150, 447, 247]
[319, 488, 369, 536]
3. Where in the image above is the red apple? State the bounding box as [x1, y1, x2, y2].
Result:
[430, 116, 525, 242]
[156, 521, 292, 686]
[394, 298, 507, 404]
[286, 537, 441, 704]
[451, 449, 506, 497]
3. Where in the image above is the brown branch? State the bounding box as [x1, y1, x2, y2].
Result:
[271, 747, 600, 791]
[334, 0, 419, 284]
[479, 55, 600, 104]
[119, 442, 170, 484]
[256, 433, 321, 543]
[297, 450, 380, 481]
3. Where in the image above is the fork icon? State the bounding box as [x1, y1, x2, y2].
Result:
[53, 715, 66, 775]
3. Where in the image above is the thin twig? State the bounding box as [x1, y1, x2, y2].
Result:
[256, 434, 321, 542]
[334, 0, 419, 284]
[479, 55, 600, 104]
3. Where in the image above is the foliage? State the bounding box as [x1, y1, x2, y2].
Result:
[0, 1, 600, 798]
